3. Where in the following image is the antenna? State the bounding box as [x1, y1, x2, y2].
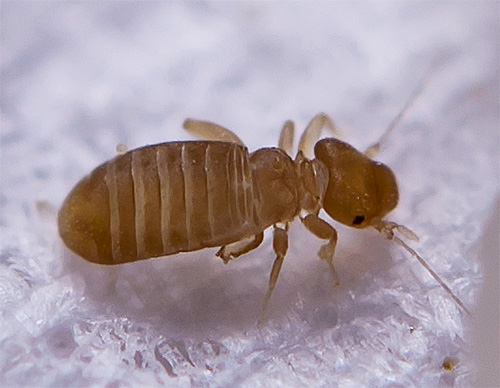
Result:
[376, 221, 471, 316]
[366, 62, 470, 315]
[394, 236, 471, 316]
[365, 68, 435, 158]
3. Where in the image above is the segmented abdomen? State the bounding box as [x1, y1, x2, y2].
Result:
[58, 141, 259, 264]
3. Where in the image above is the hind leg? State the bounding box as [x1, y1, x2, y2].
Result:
[183, 119, 245, 145]
[278, 120, 294, 156]
[216, 233, 264, 264]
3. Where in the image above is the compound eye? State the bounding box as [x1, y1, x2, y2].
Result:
[352, 215, 365, 225]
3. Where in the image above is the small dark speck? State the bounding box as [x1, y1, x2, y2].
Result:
[442, 357, 457, 371]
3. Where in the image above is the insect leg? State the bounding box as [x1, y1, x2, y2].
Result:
[261, 224, 289, 315]
[216, 233, 264, 264]
[301, 214, 339, 286]
[298, 113, 342, 158]
[183, 119, 245, 145]
[278, 120, 294, 156]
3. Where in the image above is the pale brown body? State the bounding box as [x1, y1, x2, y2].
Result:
[59, 114, 404, 312]
[58, 141, 299, 265]
[60, 70, 472, 315]
[60, 106, 470, 316]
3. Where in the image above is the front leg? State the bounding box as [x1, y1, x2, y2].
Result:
[301, 213, 339, 286]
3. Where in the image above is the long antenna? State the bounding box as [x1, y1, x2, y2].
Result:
[365, 63, 470, 315]
[393, 236, 471, 316]
[365, 68, 435, 158]
[377, 221, 471, 316]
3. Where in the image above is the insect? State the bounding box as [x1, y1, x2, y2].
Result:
[58, 77, 469, 316]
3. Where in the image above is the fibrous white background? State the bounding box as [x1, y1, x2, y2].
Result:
[1, 2, 498, 387]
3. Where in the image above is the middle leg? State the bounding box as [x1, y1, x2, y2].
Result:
[261, 223, 289, 315]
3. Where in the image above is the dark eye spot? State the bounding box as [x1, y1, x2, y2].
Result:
[352, 215, 365, 225]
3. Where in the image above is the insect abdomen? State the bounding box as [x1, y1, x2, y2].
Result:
[58, 141, 258, 264]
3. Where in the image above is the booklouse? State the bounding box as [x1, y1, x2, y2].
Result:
[58, 80, 469, 315]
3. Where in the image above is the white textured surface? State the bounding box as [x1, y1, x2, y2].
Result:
[1, 2, 498, 387]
